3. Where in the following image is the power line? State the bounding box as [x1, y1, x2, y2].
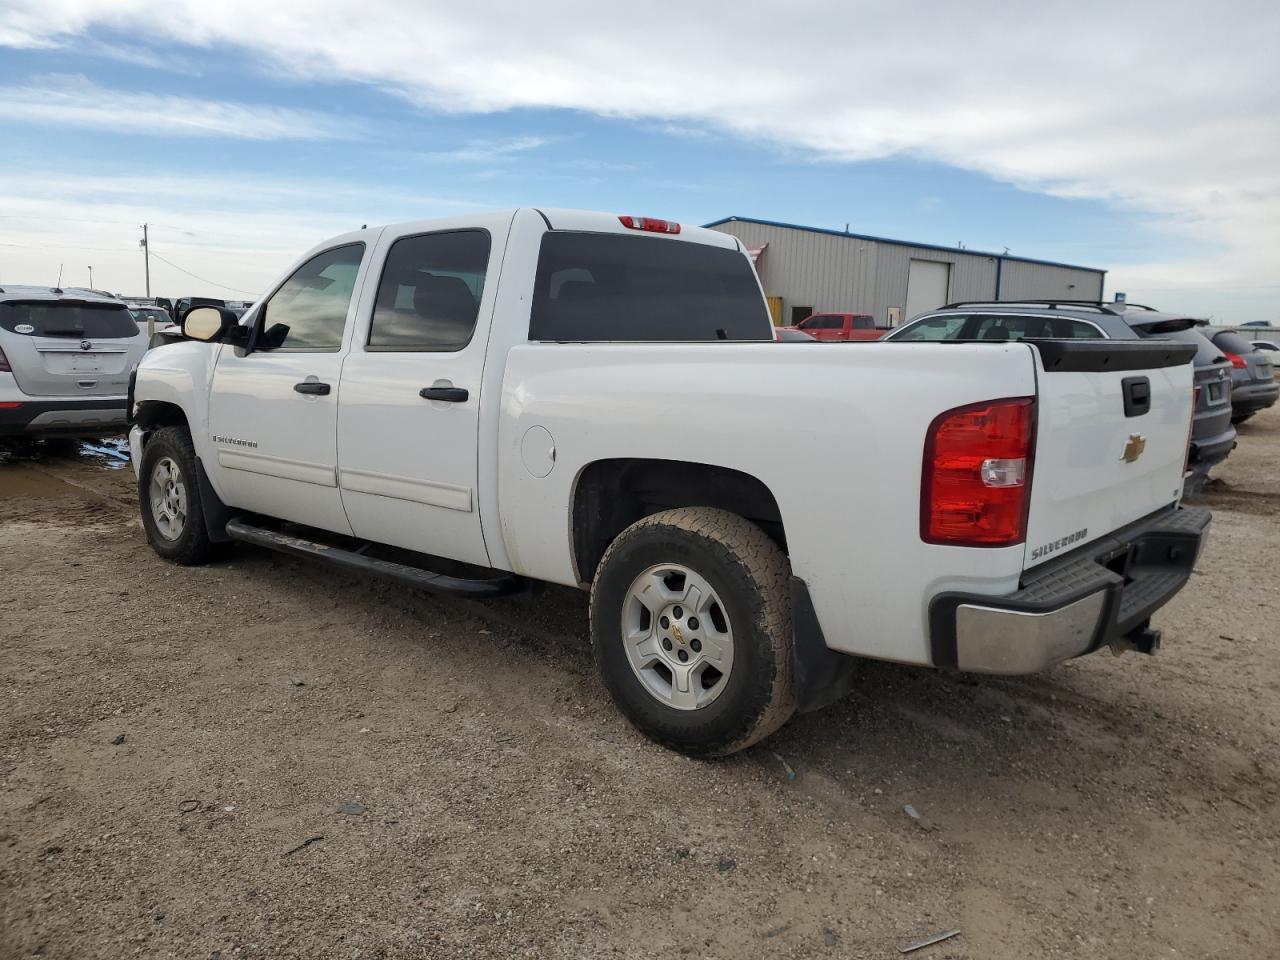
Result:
[146, 249, 259, 296]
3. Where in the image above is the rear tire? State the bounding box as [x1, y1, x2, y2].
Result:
[590, 507, 795, 757]
[138, 426, 214, 565]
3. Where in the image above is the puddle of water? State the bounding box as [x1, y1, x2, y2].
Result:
[78, 438, 132, 469]
[0, 437, 131, 471]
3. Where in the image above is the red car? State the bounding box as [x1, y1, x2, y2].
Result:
[781, 312, 889, 341]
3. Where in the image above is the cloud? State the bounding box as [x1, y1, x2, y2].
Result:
[0, 73, 353, 139]
[2, 1, 1278, 310]
[0, 169, 489, 298]
[418, 135, 553, 163]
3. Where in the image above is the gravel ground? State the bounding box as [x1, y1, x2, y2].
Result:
[1, 413, 1277, 960]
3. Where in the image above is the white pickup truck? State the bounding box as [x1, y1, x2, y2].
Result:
[128, 209, 1210, 756]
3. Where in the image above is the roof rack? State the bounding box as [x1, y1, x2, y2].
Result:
[942, 300, 1123, 315]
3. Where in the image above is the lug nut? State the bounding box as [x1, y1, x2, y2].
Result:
[673, 605, 683, 619]
[660, 615, 670, 629]
[662, 638, 672, 651]
[691, 639, 702, 653]
[677, 649, 689, 662]
[687, 617, 699, 630]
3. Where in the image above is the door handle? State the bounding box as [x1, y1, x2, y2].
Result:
[419, 386, 469, 402]
[294, 381, 331, 395]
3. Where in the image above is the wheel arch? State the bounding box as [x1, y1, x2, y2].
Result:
[569, 458, 786, 586]
[133, 399, 191, 431]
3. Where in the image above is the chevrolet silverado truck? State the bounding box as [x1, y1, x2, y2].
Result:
[127, 209, 1210, 757]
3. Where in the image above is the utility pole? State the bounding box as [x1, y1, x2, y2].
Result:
[140, 224, 151, 298]
[88, 265, 94, 288]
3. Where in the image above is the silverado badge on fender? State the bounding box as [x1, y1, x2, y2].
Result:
[1122, 433, 1147, 463]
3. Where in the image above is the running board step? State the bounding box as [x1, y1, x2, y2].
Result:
[224, 518, 522, 597]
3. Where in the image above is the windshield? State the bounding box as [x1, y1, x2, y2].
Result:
[130, 308, 170, 324]
[1, 301, 139, 339]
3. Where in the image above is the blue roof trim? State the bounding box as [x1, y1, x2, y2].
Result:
[703, 216, 1106, 275]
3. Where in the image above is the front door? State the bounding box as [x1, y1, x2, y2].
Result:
[337, 220, 507, 568]
[207, 242, 367, 534]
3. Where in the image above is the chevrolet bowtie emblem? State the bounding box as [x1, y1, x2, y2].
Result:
[672, 625, 683, 643]
[1122, 434, 1146, 463]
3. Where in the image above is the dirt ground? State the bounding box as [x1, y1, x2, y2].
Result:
[1, 414, 1277, 960]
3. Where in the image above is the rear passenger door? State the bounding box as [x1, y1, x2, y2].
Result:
[336, 215, 513, 568]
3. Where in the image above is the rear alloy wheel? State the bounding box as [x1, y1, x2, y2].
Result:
[591, 507, 795, 757]
[621, 563, 736, 711]
[138, 425, 214, 565]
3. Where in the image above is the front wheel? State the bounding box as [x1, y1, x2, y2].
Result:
[589, 507, 795, 757]
[138, 426, 214, 565]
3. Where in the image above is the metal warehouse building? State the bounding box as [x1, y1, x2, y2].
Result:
[705, 216, 1106, 328]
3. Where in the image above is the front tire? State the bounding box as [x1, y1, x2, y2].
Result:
[138, 426, 214, 565]
[590, 507, 795, 757]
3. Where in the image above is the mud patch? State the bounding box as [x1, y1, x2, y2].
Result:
[1186, 480, 1280, 517]
[0, 462, 78, 500]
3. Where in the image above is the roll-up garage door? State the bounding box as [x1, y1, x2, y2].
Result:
[905, 259, 951, 321]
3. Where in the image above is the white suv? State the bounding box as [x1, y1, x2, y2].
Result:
[0, 285, 149, 439]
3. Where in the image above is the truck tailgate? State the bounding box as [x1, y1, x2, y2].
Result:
[1023, 340, 1198, 570]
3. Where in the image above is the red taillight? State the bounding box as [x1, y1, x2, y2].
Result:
[0, 402, 21, 409]
[1223, 351, 1247, 369]
[0, 345, 10, 373]
[618, 215, 681, 234]
[921, 397, 1036, 546]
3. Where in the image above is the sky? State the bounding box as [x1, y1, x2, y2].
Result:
[0, 1, 1277, 323]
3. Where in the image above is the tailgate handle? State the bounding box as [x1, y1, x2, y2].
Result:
[1122, 376, 1151, 418]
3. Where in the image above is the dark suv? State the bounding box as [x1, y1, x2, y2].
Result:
[1205, 329, 1277, 423]
[885, 301, 1237, 495]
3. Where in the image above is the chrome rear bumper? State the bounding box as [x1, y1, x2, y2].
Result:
[929, 505, 1211, 675]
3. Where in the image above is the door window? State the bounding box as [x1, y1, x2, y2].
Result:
[801, 315, 845, 330]
[260, 243, 365, 351]
[368, 230, 491, 351]
[971, 314, 1105, 340]
[891, 314, 970, 341]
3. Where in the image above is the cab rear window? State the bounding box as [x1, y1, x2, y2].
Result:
[529, 232, 771, 342]
[1, 302, 139, 339]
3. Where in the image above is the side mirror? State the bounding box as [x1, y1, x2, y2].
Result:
[182, 306, 241, 343]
